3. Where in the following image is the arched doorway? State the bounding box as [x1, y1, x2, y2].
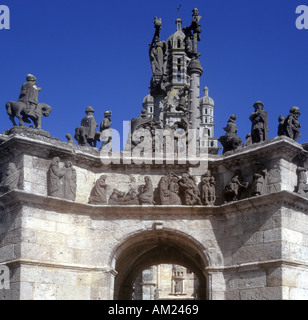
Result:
[111, 229, 209, 300]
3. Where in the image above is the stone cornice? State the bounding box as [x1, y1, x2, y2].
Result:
[1, 189, 308, 218]
[205, 258, 308, 273]
[2, 258, 118, 276]
[211, 136, 304, 169]
[0, 133, 305, 170]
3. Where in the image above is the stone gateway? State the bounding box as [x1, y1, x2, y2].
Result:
[0, 8, 308, 301]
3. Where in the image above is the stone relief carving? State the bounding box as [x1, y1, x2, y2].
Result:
[223, 170, 249, 203]
[88, 175, 108, 205]
[47, 157, 76, 201]
[178, 172, 201, 205]
[251, 162, 268, 197]
[138, 176, 155, 205]
[201, 170, 216, 206]
[108, 188, 139, 205]
[0, 163, 20, 194]
[296, 167, 308, 197]
[158, 173, 181, 205]
[267, 165, 281, 193]
[5, 74, 53, 130]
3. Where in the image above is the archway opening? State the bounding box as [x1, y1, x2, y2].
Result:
[132, 264, 200, 300]
[112, 229, 208, 300]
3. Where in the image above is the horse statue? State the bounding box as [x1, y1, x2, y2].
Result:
[5, 101, 52, 130]
[74, 126, 102, 147]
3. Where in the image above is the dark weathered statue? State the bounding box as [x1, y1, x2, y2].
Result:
[278, 107, 301, 141]
[0, 163, 20, 194]
[65, 133, 75, 145]
[178, 172, 201, 205]
[158, 173, 181, 205]
[100, 110, 112, 150]
[149, 17, 168, 94]
[183, 8, 202, 58]
[138, 176, 155, 205]
[129, 109, 160, 154]
[74, 106, 101, 147]
[201, 170, 216, 206]
[251, 162, 268, 197]
[224, 170, 249, 203]
[5, 74, 52, 129]
[89, 175, 108, 205]
[219, 115, 242, 153]
[243, 133, 252, 147]
[175, 86, 189, 115]
[249, 101, 268, 143]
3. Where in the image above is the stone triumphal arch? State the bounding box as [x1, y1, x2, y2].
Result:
[1, 8, 308, 300]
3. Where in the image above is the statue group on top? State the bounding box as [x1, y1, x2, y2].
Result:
[219, 100, 302, 154]
[73, 107, 113, 150]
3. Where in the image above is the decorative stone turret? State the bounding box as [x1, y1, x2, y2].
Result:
[200, 87, 219, 151]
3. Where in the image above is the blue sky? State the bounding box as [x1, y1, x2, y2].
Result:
[1, 0, 308, 152]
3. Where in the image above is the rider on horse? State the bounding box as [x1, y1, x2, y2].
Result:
[18, 74, 42, 115]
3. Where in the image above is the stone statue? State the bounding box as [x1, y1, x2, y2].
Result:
[201, 170, 216, 206]
[183, 8, 202, 58]
[100, 110, 112, 150]
[63, 161, 77, 201]
[47, 157, 77, 201]
[149, 17, 168, 94]
[249, 101, 268, 143]
[296, 167, 308, 197]
[251, 162, 268, 197]
[175, 86, 190, 115]
[218, 115, 242, 153]
[158, 173, 181, 205]
[224, 170, 249, 203]
[178, 172, 201, 205]
[129, 110, 160, 154]
[88, 175, 108, 205]
[74, 106, 101, 147]
[278, 107, 301, 141]
[243, 133, 252, 147]
[0, 163, 20, 194]
[138, 176, 155, 205]
[47, 157, 66, 198]
[65, 134, 75, 145]
[5, 74, 53, 129]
